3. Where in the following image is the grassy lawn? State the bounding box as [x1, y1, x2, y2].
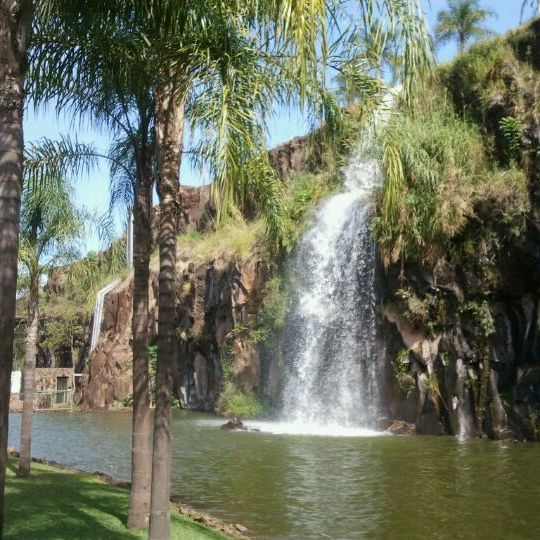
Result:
[4, 458, 229, 540]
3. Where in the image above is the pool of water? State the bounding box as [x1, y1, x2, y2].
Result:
[8, 411, 540, 539]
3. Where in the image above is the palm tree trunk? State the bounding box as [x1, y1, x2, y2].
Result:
[127, 157, 153, 529]
[17, 271, 39, 477]
[0, 0, 32, 532]
[149, 85, 185, 540]
[458, 32, 465, 53]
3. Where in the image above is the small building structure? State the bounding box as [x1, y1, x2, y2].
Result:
[33, 367, 75, 409]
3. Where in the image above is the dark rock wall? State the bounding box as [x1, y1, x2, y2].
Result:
[382, 19, 540, 440]
[381, 266, 540, 440]
[77, 136, 312, 410]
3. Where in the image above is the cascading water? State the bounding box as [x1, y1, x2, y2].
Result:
[280, 152, 383, 431]
[90, 279, 120, 352]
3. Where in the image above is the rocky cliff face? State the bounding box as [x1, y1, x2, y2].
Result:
[381, 20, 540, 440]
[78, 21, 540, 442]
[78, 246, 270, 411]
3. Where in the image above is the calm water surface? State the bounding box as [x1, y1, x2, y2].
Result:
[8, 411, 540, 539]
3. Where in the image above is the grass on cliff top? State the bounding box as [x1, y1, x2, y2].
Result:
[176, 219, 265, 263]
[4, 457, 228, 540]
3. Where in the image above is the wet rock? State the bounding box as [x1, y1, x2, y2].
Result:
[387, 420, 416, 435]
[220, 418, 247, 431]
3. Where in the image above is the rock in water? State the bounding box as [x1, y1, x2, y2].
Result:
[220, 417, 247, 431]
[387, 420, 416, 435]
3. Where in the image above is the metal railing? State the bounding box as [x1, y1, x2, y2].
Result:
[28, 390, 74, 410]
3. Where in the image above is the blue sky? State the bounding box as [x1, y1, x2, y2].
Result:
[24, 0, 535, 252]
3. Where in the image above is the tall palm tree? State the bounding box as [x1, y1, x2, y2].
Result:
[435, 0, 495, 53]
[17, 145, 86, 476]
[30, 4, 158, 527]
[0, 1, 33, 532]
[521, 0, 540, 22]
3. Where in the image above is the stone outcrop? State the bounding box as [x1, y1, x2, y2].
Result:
[174, 255, 269, 410]
[77, 134, 315, 411]
[78, 21, 540, 441]
[268, 134, 313, 177]
[381, 262, 540, 440]
[78, 251, 270, 411]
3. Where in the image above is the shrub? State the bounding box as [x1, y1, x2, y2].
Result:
[216, 381, 264, 418]
[280, 171, 342, 251]
[247, 275, 288, 344]
[438, 38, 515, 116]
[376, 105, 483, 265]
[375, 103, 530, 266]
[177, 219, 265, 263]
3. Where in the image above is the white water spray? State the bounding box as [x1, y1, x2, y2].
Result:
[279, 152, 383, 430]
[89, 210, 133, 352]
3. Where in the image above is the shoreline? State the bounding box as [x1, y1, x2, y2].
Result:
[7, 448, 250, 539]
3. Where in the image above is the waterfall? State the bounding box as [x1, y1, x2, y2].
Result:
[281, 152, 382, 429]
[90, 279, 120, 352]
[89, 212, 133, 352]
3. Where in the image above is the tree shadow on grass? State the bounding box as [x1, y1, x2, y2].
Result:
[5, 463, 142, 540]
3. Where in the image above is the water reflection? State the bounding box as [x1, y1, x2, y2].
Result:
[8, 411, 540, 539]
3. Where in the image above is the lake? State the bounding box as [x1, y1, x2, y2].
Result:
[8, 411, 540, 539]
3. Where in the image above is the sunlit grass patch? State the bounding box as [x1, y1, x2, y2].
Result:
[4, 457, 228, 540]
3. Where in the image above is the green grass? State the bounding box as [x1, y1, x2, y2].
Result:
[176, 219, 265, 264]
[4, 458, 228, 540]
[375, 103, 529, 266]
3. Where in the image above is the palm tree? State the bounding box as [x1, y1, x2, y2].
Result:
[435, 0, 495, 53]
[134, 3, 430, 537]
[31, 5, 329, 537]
[521, 0, 540, 22]
[17, 145, 86, 476]
[30, 5, 158, 526]
[0, 1, 33, 532]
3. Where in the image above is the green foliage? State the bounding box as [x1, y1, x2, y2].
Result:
[176, 167, 343, 260]
[42, 317, 86, 358]
[376, 105, 482, 264]
[439, 34, 539, 173]
[147, 345, 181, 407]
[396, 288, 453, 333]
[499, 116, 524, 164]
[473, 168, 529, 237]
[177, 219, 265, 263]
[392, 348, 415, 396]
[216, 381, 265, 419]
[438, 37, 513, 113]
[376, 103, 530, 266]
[148, 344, 158, 384]
[280, 171, 342, 251]
[65, 239, 129, 310]
[12, 323, 27, 371]
[248, 276, 288, 345]
[18, 146, 88, 304]
[216, 347, 266, 418]
[459, 301, 496, 337]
